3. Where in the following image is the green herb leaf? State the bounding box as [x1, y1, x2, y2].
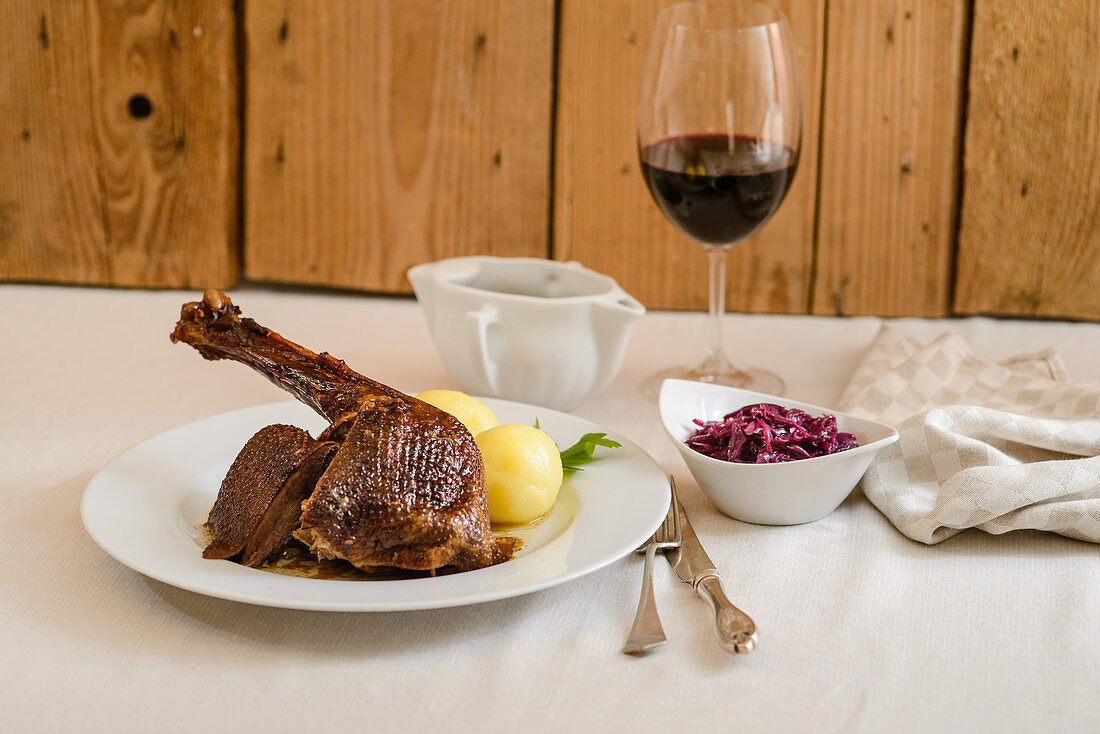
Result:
[558, 432, 622, 473]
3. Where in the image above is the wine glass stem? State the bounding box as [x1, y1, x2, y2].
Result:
[701, 246, 734, 374]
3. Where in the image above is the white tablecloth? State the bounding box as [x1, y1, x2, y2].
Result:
[3, 284, 1097, 733]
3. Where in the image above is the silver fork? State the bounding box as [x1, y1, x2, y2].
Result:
[622, 476, 683, 655]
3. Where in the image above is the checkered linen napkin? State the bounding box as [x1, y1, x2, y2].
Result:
[837, 326, 1100, 544]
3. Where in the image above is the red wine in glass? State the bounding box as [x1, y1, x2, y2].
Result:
[637, 1, 802, 396]
[640, 134, 798, 245]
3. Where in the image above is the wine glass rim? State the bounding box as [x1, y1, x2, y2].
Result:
[656, 0, 790, 32]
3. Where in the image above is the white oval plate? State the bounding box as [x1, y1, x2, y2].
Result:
[81, 399, 669, 611]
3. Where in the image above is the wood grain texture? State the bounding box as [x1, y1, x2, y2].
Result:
[554, 0, 825, 313]
[0, 0, 238, 288]
[954, 0, 1100, 319]
[812, 0, 968, 317]
[244, 0, 554, 292]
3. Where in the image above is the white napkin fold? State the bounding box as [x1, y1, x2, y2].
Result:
[837, 326, 1100, 544]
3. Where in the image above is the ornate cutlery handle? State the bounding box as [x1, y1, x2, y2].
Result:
[622, 540, 667, 655]
[695, 573, 757, 654]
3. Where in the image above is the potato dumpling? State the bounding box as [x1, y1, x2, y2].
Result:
[475, 425, 564, 525]
[414, 389, 498, 436]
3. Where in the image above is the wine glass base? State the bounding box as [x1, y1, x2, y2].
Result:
[642, 365, 786, 400]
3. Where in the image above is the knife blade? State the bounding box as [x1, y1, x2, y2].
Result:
[665, 497, 758, 654]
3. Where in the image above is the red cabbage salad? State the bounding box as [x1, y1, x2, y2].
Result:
[685, 403, 859, 464]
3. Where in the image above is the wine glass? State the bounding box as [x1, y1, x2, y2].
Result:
[638, 0, 801, 395]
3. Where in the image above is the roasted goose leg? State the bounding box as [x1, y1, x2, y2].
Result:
[173, 289, 514, 572]
[171, 289, 399, 425]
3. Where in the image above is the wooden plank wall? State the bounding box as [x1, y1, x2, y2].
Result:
[812, 0, 969, 317]
[954, 0, 1100, 320]
[0, 0, 238, 288]
[555, 0, 826, 314]
[243, 0, 554, 293]
[1, 0, 1098, 322]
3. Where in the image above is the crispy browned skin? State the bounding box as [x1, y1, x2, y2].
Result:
[295, 395, 512, 571]
[173, 290, 514, 572]
[204, 424, 319, 560]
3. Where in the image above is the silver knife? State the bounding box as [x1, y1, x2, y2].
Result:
[665, 493, 758, 654]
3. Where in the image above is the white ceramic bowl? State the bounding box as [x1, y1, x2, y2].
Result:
[659, 379, 899, 525]
[408, 257, 645, 411]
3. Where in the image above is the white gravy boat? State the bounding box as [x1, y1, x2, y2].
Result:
[408, 257, 645, 411]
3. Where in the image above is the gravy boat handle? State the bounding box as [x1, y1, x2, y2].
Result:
[467, 306, 502, 395]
